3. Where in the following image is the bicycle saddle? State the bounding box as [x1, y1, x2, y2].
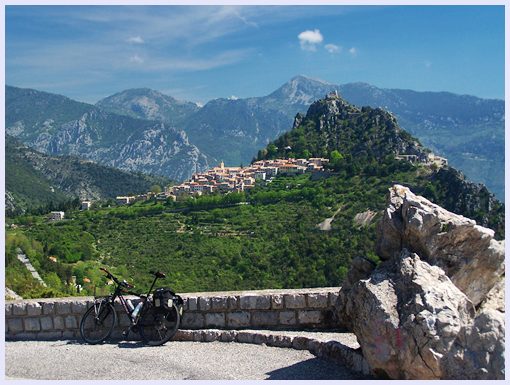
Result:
[150, 271, 166, 279]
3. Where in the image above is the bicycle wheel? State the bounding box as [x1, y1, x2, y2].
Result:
[139, 302, 180, 346]
[79, 301, 117, 344]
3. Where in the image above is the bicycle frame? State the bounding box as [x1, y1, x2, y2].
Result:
[95, 273, 161, 326]
[81, 268, 181, 345]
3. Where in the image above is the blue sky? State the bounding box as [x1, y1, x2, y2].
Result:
[5, 5, 505, 104]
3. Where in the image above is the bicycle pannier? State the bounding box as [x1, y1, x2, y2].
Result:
[154, 288, 175, 309]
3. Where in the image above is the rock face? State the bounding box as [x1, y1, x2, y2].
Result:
[6, 86, 210, 182]
[376, 184, 504, 306]
[337, 185, 505, 380]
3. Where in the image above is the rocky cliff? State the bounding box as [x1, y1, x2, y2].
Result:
[6, 86, 210, 182]
[337, 185, 505, 379]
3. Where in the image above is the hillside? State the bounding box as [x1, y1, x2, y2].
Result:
[6, 94, 503, 299]
[92, 76, 504, 200]
[6, 135, 171, 216]
[258, 93, 504, 236]
[6, 86, 210, 181]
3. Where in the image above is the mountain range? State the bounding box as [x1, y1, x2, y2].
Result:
[93, 75, 505, 200]
[6, 75, 504, 201]
[6, 86, 210, 182]
[6, 91, 503, 299]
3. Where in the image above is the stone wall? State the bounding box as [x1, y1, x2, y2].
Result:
[5, 287, 341, 341]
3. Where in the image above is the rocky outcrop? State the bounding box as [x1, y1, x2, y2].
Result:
[376, 184, 504, 306]
[6, 86, 211, 183]
[337, 185, 505, 380]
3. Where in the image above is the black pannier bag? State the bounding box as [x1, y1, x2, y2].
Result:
[153, 287, 184, 315]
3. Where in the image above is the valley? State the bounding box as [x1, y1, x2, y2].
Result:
[6, 93, 504, 300]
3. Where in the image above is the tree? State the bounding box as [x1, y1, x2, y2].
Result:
[151, 185, 162, 194]
[267, 144, 278, 158]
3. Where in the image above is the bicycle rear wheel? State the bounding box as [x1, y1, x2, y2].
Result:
[79, 301, 117, 344]
[139, 302, 180, 346]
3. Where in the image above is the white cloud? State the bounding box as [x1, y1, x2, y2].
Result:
[129, 54, 144, 64]
[325, 43, 341, 54]
[127, 36, 144, 44]
[349, 47, 358, 56]
[298, 29, 323, 51]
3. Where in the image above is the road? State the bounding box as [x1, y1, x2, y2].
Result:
[5, 340, 367, 380]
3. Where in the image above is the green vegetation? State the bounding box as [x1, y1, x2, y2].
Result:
[6, 160, 412, 298]
[6, 135, 171, 217]
[6, 94, 503, 299]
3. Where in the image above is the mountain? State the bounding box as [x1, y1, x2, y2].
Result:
[337, 82, 505, 201]
[95, 88, 200, 127]
[182, 98, 291, 166]
[96, 76, 503, 200]
[259, 92, 426, 161]
[5, 135, 171, 216]
[6, 93, 503, 299]
[9, 77, 504, 201]
[258, 94, 504, 238]
[6, 86, 210, 182]
[254, 75, 337, 117]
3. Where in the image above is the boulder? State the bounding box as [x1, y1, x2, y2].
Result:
[337, 185, 505, 379]
[376, 184, 504, 306]
[342, 250, 479, 379]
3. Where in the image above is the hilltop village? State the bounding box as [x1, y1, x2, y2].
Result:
[111, 158, 329, 206]
[107, 152, 447, 208]
[171, 158, 329, 198]
[54, 151, 448, 217]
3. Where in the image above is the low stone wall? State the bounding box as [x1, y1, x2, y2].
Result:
[5, 287, 341, 341]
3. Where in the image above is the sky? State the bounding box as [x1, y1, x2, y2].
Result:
[5, 4, 505, 104]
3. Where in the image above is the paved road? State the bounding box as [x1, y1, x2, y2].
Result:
[5, 340, 367, 380]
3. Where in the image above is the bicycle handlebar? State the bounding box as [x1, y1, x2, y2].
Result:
[100, 268, 166, 295]
[100, 267, 121, 285]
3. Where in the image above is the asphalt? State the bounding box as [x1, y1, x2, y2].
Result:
[5, 339, 368, 380]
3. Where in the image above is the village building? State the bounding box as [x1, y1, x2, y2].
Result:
[49, 211, 65, 221]
[116, 196, 135, 205]
[161, 157, 330, 199]
[81, 201, 92, 210]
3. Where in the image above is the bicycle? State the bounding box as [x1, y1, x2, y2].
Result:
[79, 267, 183, 346]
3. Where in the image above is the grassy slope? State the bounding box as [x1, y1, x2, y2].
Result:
[7, 159, 422, 297]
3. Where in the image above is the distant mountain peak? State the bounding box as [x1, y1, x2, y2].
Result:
[268, 75, 338, 107]
[96, 87, 200, 125]
[290, 74, 332, 85]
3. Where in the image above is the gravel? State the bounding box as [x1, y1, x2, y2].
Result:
[5, 340, 368, 380]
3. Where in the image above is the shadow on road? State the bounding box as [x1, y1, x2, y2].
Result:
[265, 357, 372, 380]
[117, 341, 146, 349]
[61, 339, 146, 349]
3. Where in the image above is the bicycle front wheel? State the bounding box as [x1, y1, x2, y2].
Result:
[139, 303, 180, 346]
[79, 301, 117, 344]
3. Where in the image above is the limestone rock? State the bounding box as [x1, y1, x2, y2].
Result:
[344, 250, 477, 379]
[376, 184, 504, 306]
[336, 256, 376, 328]
[342, 249, 507, 379]
[448, 277, 505, 380]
